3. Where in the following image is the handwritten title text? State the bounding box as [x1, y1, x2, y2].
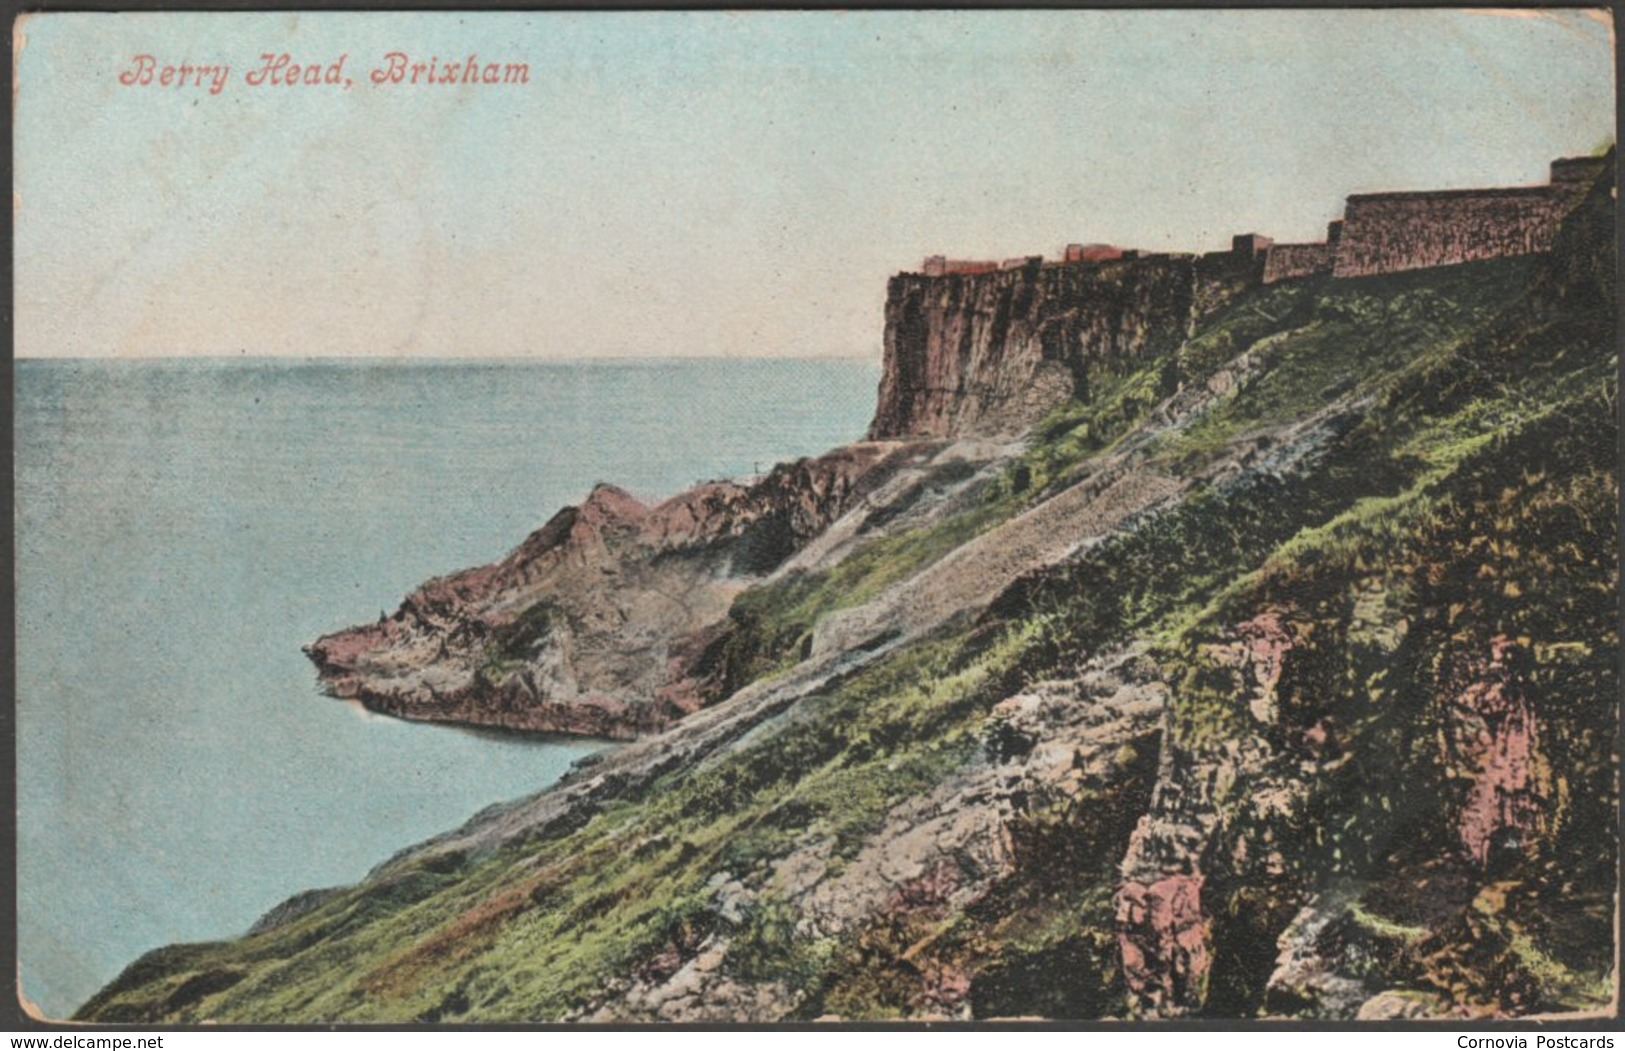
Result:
[117, 52, 533, 96]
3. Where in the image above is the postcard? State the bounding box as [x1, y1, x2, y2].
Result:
[12, 8, 1619, 1025]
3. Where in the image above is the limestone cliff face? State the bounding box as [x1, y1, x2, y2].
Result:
[868, 252, 1260, 440]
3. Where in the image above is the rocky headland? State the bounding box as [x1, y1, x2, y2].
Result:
[81, 155, 1617, 1023]
[304, 441, 939, 738]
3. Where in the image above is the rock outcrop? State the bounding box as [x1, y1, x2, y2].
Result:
[1446, 636, 1552, 871]
[306, 442, 933, 738]
[574, 646, 1168, 1023]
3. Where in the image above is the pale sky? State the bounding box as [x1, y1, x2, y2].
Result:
[14, 9, 1616, 359]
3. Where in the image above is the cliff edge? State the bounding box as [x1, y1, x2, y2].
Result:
[867, 250, 1258, 440]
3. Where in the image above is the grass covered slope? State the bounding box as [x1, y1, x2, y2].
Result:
[78, 171, 1617, 1023]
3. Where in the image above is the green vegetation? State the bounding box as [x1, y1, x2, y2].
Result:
[712, 501, 1009, 689]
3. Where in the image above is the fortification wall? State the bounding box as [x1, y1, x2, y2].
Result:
[1331, 188, 1560, 279]
[1065, 243, 1133, 264]
[1262, 242, 1334, 284]
[923, 256, 1000, 277]
[1551, 155, 1608, 190]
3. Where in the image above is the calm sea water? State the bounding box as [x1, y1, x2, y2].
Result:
[15, 357, 880, 1018]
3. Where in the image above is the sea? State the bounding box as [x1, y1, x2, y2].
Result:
[14, 356, 881, 1019]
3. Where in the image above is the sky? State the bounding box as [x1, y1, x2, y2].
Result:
[13, 9, 1617, 360]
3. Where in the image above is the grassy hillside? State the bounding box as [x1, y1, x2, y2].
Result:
[78, 175, 1616, 1023]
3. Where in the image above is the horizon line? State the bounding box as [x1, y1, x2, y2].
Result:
[13, 352, 884, 365]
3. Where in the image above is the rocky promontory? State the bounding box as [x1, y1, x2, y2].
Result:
[306, 442, 942, 738]
[85, 156, 1617, 1023]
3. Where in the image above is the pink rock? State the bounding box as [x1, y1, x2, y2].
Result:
[1115, 873, 1210, 1013]
[1204, 609, 1296, 724]
[1446, 636, 1551, 868]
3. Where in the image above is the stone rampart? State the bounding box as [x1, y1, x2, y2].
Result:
[1332, 188, 1560, 279]
[1262, 242, 1334, 284]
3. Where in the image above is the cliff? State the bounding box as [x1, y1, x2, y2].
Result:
[868, 251, 1258, 440]
[79, 159, 1616, 1024]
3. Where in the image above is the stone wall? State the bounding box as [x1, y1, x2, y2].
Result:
[923, 256, 1000, 277]
[1066, 243, 1132, 263]
[1331, 188, 1561, 279]
[1550, 155, 1608, 191]
[1262, 243, 1334, 284]
[1330, 156, 1606, 279]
